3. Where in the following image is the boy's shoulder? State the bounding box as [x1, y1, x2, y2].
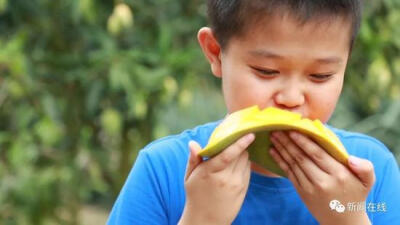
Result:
[328, 125, 395, 164]
[329, 126, 389, 150]
[139, 120, 222, 159]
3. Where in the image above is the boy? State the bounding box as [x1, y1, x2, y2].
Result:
[108, 0, 400, 224]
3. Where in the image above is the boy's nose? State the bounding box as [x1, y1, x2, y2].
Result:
[274, 87, 305, 110]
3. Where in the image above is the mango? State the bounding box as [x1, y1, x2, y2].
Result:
[199, 106, 349, 177]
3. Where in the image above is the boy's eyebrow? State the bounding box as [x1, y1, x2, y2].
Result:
[248, 50, 343, 64]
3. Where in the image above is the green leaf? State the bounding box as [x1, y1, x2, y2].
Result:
[100, 108, 122, 136]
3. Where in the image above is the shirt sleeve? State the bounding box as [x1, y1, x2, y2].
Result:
[107, 150, 169, 225]
[371, 152, 400, 224]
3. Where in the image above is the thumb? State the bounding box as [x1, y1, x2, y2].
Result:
[184, 141, 203, 181]
[348, 155, 376, 188]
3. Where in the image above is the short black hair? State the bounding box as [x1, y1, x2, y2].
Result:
[207, 0, 363, 50]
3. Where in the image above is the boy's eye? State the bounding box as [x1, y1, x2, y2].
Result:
[251, 67, 280, 77]
[309, 74, 333, 81]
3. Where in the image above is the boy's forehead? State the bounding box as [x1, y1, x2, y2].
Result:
[247, 49, 344, 65]
[246, 12, 351, 39]
[219, 14, 353, 67]
[241, 6, 353, 35]
[231, 13, 353, 55]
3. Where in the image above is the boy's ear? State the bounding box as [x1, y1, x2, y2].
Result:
[197, 27, 222, 78]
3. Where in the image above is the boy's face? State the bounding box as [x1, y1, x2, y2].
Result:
[198, 14, 352, 123]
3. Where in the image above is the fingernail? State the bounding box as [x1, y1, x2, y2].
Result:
[247, 133, 255, 141]
[189, 141, 201, 151]
[189, 140, 197, 146]
[349, 156, 361, 167]
[289, 131, 298, 139]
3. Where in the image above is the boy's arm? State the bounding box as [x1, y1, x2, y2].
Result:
[269, 131, 375, 225]
[108, 132, 255, 225]
[107, 151, 168, 225]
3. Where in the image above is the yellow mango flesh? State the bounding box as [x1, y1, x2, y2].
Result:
[199, 106, 349, 177]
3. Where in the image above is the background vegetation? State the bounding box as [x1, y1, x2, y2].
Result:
[0, 0, 399, 224]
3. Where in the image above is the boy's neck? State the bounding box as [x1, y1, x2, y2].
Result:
[250, 162, 282, 177]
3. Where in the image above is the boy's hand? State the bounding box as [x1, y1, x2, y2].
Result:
[178, 133, 255, 225]
[269, 131, 374, 225]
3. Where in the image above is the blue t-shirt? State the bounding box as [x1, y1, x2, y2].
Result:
[107, 121, 400, 225]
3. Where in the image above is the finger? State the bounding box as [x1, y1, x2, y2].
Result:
[269, 147, 301, 189]
[288, 131, 340, 174]
[348, 156, 376, 188]
[271, 131, 329, 184]
[185, 141, 203, 181]
[270, 133, 313, 190]
[207, 133, 255, 172]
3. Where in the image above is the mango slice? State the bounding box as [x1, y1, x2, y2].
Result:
[199, 106, 349, 177]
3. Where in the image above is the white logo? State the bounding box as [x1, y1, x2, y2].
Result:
[329, 199, 346, 213]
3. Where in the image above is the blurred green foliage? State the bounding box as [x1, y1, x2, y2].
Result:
[331, 0, 400, 159]
[0, 0, 399, 224]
